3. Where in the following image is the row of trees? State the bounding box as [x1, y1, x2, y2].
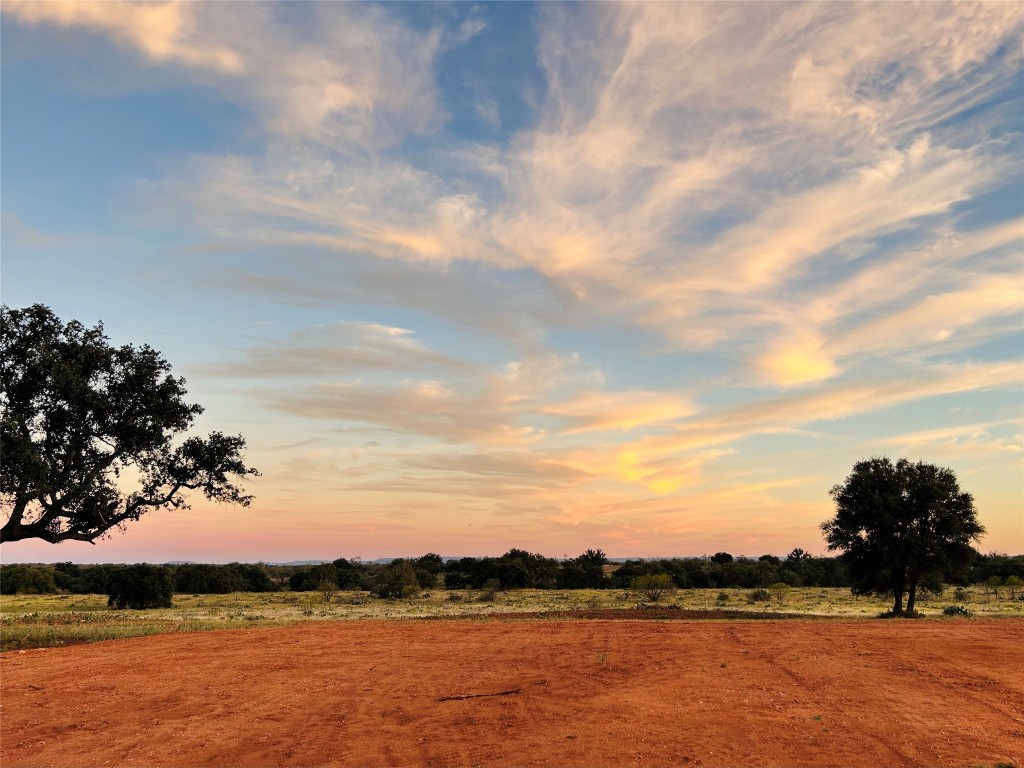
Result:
[0, 561, 279, 596]
[5, 551, 1022, 597]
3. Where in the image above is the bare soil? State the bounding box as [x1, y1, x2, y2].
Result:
[2, 616, 1021, 768]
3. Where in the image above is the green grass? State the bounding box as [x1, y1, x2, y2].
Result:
[2, 585, 1018, 652]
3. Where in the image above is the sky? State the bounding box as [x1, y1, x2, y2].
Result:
[1, 1, 1022, 564]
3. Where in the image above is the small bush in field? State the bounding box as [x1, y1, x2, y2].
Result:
[371, 561, 420, 599]
[748, 588, 771, 603]
[477, 578, 501, 602]
[985, 575, 1003, 597]
[716, 591, 729, 604]
[769, 582, 791, 604]
[631, 574, 675, 602]
[942, 605, 972, 617]
[1005, 575, 1022, 598]
[318, 579, 337, 604]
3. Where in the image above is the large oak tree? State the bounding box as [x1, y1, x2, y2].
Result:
[1, 304, 258, 544]
[821, 456, 983, 615]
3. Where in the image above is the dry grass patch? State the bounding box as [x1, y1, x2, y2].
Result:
[3, 585, 1018, 651]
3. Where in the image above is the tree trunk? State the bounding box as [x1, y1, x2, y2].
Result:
[891, 569, 906, 616]
[891, 589, 904, 615]
[906, 580, 917, 614]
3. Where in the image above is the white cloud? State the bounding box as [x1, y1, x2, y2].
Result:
[3, 1, 244, 74]
[3, 1, 446, 147]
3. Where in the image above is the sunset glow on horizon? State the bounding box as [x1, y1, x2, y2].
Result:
[2, 2, 1022, 564]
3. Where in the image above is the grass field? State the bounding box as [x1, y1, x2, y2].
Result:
[2, 585, 1020, 652]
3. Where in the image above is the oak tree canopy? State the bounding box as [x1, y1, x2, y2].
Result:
[1, 304, 258, 544]
[822, 456, 983, 615]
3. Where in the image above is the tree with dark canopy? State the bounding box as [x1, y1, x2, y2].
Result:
[821, 457, 983, 616]
[106, 564, 174, 609]
[1, 304, 259, 544]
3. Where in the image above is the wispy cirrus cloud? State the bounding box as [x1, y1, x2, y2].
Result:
[125, 2, 1020, 384]
[3, 1, 447, 147]
[198, 321, 471, 379]
[558, 360, 1022, 494]
[147, 2, 1022, 537]
[4, 2, 1020, 555]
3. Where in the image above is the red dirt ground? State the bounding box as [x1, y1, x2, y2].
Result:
[2, 617, 1021, 768]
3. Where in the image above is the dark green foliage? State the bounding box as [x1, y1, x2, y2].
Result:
[965, 553, 1024, 583]
[10, 547, 1012, 599]
[748, 588, 771, 603]
[174, 564, 238, 594]
[443, 549, 561, 590]
[371, 560, 420, 599]
[0, 564, 58, 594]
[416, 553, 444, 575]
[52, 561, 84, 592]
[558, 549, 609, 588]
[942, 605, 971, 617]
[441, 557, 482, 589]
[1, 304, 259, 544]
[331, 558, 371, 590]
[822, 457, 984, 616]
[106, 564, 174, 609]
[172, 562, 275, 594]
[444, 550, 855, 591]
[289, 563, 338, 592]
[77, 564, 120, 594]
[231, 562, 276, 592]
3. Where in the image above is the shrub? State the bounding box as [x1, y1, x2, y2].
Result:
[984, 575, 1003, 597]
[631, 573, 676, 602]
[477, 577, 501, 602]
[953, 586, 969, 601]
[1005, 575, 1022, 598]
[942, 605, 972, 617]
[747, 588, 771, 603]
[106, 565, 174, 609]
[715, 591, 729, 603]
[769, 582, 791, 604]
[371, 561, 420, 599]
[318, 578, 337, 604]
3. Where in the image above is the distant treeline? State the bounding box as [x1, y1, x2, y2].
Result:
[3, 549, 1023, 596]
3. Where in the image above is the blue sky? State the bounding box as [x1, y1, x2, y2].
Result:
[2, 2, 1022, 563]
